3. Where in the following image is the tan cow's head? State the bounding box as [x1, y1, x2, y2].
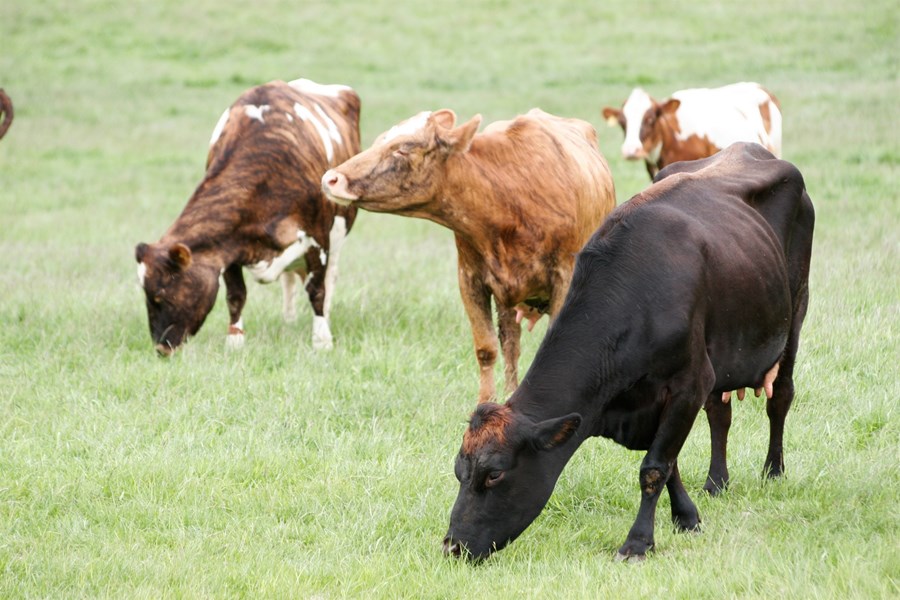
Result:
[321, 109, 482, 214]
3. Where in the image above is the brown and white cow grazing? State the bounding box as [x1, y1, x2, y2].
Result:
[135, 78, 361, 355]
[0, 89, 13, 141]
[602, 82, 782, 178]
[322, 108, 616, 403]
[443, 143, 815, 562]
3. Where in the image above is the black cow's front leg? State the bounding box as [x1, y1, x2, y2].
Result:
[223, 264, 247, 350]
[704, 393, 732, 494]
[617, 361, 712, 560]
[667, 461, 701, 532]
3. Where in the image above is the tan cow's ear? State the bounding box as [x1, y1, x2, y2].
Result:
[440, 114, 482, 154]
[168, 243, 192, 270]
[431, 109, 457, 130]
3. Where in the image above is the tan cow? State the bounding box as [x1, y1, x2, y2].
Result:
[322, 108, 616, 403]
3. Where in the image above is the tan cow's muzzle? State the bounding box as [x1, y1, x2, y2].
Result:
[321, 170, 358, 205]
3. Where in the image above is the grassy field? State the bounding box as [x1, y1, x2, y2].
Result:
[1, 0, 898, 597]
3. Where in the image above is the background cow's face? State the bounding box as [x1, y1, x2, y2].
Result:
[443, 403, 581, 561]
[603, 89, 680, 162]
[135, 242, 220, 356]
[321, 109, 481, 214]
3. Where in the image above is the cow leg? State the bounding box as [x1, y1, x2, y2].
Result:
[617, 359, 713, 560]
[281, 270, 300, 323]
[496, 304, 522, 395]
[457, 267, 497, 403]
[703, 393, 732, 495]
[223, 264, 247, 350]
[763, 287, 809, 478]
[666, 461, 701, 532]
[303, 246, 332, 351]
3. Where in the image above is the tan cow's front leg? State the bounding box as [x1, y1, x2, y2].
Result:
[497, 304, 522, 396]
[458, 266, 498, 404]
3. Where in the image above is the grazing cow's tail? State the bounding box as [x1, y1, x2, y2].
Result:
[0, 89, 13, 141]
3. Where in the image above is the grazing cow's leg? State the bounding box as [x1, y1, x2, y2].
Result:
[496, 304, 522, 395]
[617, 357, 713, 560]
[303, 246, 333, 350]
[281, 271, 300, 323]
[666, 461, 701, 532]
[223, 264, 247, 350]
[458, 266, 497, 403]
[703, 393, 732, 494]
[763, 287, 809, 478]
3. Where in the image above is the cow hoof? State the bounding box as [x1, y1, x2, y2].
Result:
[283, 311, 298, 323]
[614, 551, 647, 563]
[225, 333, 245, 351]
[312, 336, 333, 351]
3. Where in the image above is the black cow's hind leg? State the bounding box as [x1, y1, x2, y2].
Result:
[667, 461, 701, 532]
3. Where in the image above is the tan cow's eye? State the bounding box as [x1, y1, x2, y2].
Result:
[485, 471, 505, 488]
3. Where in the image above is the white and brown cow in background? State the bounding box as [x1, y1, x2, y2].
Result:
[135, 78, 360, 355]
[602, 82, 781, 178]
[322, 108, 616, 403]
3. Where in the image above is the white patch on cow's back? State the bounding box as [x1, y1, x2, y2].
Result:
[248, 229, 318, 283]
[137, 262, 147, 287]
[286, 112, 294, 122]
[209, 108, 231, 146]
[671, 83, 776, 152]
[379, 111, 432, 145]
[295, 102, 334, 162]
[620, 88, 653, 158]
[314, 103, 344, 149]
[288, 78, 352, 98]
[244, 104, 271, 123]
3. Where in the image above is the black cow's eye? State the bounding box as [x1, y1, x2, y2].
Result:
[485, 471, 505, 488]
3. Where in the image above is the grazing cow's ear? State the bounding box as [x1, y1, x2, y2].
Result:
[602, 107, 622, 127]
[659, 99, 681, 115]
[438, 113, 482, 155]
[168, 243, 192, 270]
[135, 242, 149, 263]
[530, 413, 582, 451]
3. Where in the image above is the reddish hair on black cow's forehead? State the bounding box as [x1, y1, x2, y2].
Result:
[463, 403, 512, 454]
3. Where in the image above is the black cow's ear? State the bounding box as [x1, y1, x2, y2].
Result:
[135, 243, 149, 263]
[530, 413, 582, 451]
[168, 243, 192, 270]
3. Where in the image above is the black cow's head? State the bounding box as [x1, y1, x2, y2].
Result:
[443, 402, 581, 561]
[134, 241, 220, 356]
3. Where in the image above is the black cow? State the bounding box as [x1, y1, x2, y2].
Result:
[443, 142, 815, 561]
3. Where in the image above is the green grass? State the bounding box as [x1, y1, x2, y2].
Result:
[1, 0, 898, 597]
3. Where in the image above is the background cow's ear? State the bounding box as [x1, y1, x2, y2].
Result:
[530, 413, 582, 451]
[168, 243, 192, 270]
[440, 114, 482, 154]
[602, 107, 622, 126]
[135, 242, 149, 263]
[431, 109, 457, 130]
[659, 99, 681, 115]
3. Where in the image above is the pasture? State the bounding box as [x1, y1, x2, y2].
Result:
[1, 0, 897, 597]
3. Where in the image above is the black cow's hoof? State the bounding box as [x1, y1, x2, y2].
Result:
[614, 551, 647, 563]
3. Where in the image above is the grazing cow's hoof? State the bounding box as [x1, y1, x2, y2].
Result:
[703, 478, 728, 496]
[614, 551, 648, 563]
[225, 332, 245, 351]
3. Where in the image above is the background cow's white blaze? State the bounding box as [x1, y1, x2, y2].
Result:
[620, 88, 653, 159]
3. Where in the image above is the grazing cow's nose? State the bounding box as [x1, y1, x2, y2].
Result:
[442, 535, 462, 558]
[155, 343, 175, 357]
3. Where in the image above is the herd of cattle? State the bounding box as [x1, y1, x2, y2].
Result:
[125, 77, 812, 562]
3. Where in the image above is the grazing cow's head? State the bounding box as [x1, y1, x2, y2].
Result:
[134, 242, 220, 356]
[321, 109, 482, 214]
[602, 88, 680, 162]
[443, 402, 582, 561]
